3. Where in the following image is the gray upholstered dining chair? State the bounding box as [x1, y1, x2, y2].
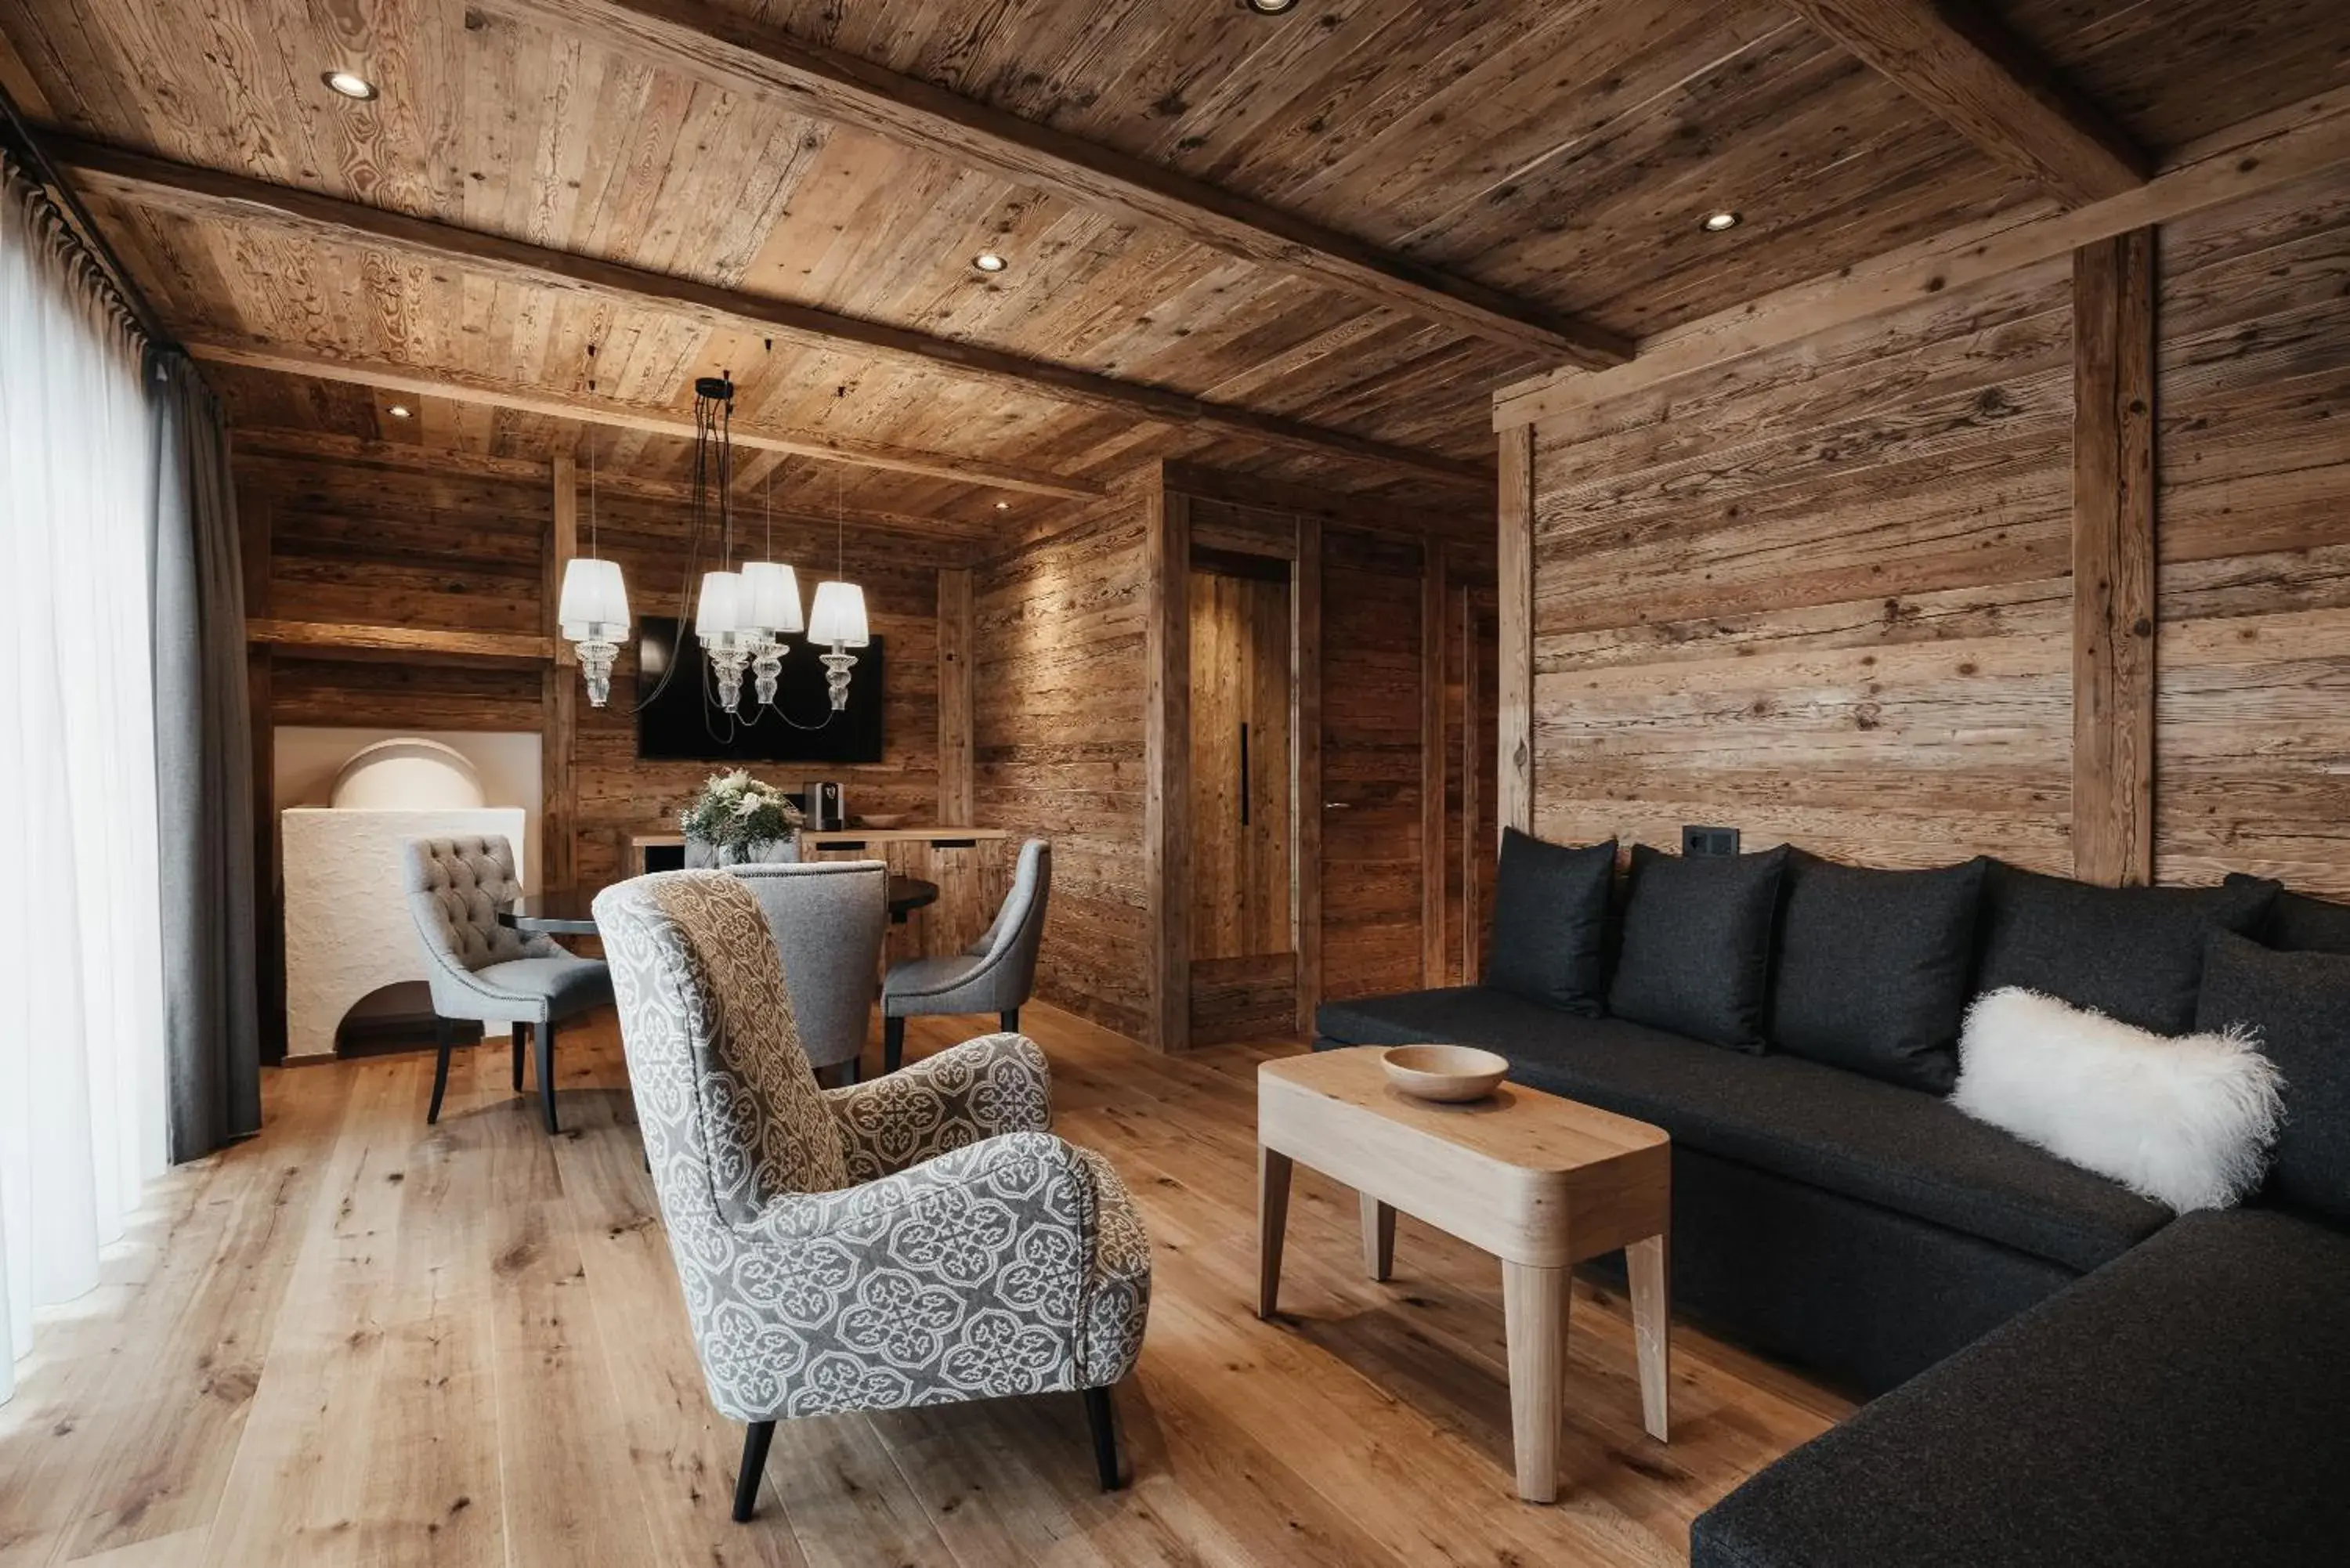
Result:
[592, 869, 1151, 1522]
[882, 839, 1050, 1074]
[402, 835, 611, 1133]
[725, 860, 888, 1082]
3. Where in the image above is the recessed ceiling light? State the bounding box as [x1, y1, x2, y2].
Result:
[1245, 0, 1300, 13]
[973, 252, 1007, 274]
[323, 70, 378, 101]
[1701, 210, 1741, 233]
[387, 403, 412, 419]
[996, 500, 1010, 511]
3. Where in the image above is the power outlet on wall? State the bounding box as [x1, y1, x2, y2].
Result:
[1682, 825, 1741, 857]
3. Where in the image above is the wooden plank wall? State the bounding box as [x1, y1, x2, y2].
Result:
[971, 498, 1154, 1040]
[566, 488, 956, 889]
[1319, 527, 1435, 999]
[1525, 255, 2079, 873]
[2156, 172, 2350, 897]
[1518, 167, 2350, 898]
[234, 451, 969, 898]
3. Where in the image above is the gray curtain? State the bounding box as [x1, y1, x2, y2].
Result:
[148, 352, 261, 1160]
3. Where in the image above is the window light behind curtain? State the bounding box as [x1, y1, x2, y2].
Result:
[0, 157, 169, 1404]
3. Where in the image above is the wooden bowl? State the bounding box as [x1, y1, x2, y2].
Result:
[852, 813, 910, 829]
[1380, 1044, 1509, 1103]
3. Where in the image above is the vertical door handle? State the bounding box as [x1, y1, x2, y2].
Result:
[1239, 721, 1251, 827]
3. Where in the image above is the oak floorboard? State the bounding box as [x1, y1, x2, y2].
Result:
[0, 1003, 1846, 1566]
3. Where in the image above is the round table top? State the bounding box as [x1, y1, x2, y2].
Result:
[501, 874, 939, 934]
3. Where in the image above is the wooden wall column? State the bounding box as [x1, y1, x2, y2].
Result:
[937, 566, 974, 823]
[2072, 229, 2157, 886]
[1145, 486, 1192, 1051]
[1497, 424, 1535, 837]
[1421, 539, 1449, 983]
[541, 456, 578, 891]
[1292, 516, 1323, 1038]
[241, 486, 284, 1061]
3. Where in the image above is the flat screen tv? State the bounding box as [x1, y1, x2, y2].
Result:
[634, 615, 885, 763]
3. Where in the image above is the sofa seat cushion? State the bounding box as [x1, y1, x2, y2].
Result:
[1691, 1208, 2350, 1568]
[1314, 988, 2167, 1273]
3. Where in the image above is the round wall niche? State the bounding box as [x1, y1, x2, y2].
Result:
[329, 737, 487, 810]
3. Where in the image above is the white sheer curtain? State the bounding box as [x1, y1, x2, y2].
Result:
[0, 161, 169, 1404]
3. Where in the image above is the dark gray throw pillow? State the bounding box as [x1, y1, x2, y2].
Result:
[2196, 932, 2350, 1227]
[2255, 883, 2350, 956]
[1486, 829, 1616, 1015]
[1607, 843, 1788, 1052]
[1974, 863, 2278, 1035]
[1768, 851, 1985, 1093]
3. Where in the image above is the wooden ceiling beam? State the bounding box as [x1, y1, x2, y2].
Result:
[197, 339, 1101, 530]
[231, 426, 1009, 547]
[1494, 85, 2350, 431]
[508, 0, 1629, 370]
[56, 135, 1491, 488]
[1782, 0, 2149, 205]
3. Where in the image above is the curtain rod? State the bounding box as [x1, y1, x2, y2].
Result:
[0, 82, 177, 350]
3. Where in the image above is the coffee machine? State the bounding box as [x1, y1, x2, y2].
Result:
[801, 780, 844, 832]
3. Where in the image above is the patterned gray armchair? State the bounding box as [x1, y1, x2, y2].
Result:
[592, 869, 1151, 1522]
[402, 835, 610, 1133]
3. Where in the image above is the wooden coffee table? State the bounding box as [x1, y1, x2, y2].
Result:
[1256, 1046, 1672, 1503]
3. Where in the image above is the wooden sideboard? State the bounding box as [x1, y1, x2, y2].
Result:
[628, 828, 1017, 963]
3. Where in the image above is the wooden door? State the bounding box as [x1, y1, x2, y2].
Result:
[1318, 529, 1428, 1002]
[1188, 553, 1297, 1042]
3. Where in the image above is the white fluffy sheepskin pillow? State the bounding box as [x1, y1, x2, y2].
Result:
[1954, 988, 2283, 1212]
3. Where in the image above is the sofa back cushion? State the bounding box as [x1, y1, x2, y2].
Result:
[1973, 863, 2278, 1035]
[1769, 852, 1985, 1093]
[1486, 828, 1616, 1015]
[1608, 844, 1787, 1052]
[2196, 932, 2350, 1227]
[2260, 885, 2350, 956]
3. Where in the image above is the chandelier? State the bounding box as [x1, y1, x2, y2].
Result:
[556, 370, 868, 717]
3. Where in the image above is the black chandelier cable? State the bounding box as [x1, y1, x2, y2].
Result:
[629, 376, 727, 718]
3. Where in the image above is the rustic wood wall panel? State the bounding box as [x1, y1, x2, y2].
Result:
[972, 500, 1153, 1040]
[2071, 229, 2157, 886]
[235, 451, 967, 898]
[572, 489, 956, 890]
[1319, 527, 1430, 1000]
[1441, 574, 1502, 986]
[2155, 171, 2350, 898]
[1526, 258, 2078, 873]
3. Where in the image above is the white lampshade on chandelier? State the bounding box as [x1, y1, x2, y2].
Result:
[556, 556, 631, 706]
[557, 434, 631, 705]
[807, 576, 870, 711]
[738, 559, 803, 706]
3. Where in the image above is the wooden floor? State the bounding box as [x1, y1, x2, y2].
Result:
[0, 1005, 1849, 1568]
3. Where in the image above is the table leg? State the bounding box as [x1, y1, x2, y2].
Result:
[1359, 1192, 1396, 1282]
[1502, 1260, 1567, 1503]
[1257, 1147, 1292, 1319]
[1628, 1234, 1670, 1443]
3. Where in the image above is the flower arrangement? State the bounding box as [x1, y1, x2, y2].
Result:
[679, 770, 804, 860]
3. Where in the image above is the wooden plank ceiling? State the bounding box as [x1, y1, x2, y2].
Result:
[3, 0, 2345, 544]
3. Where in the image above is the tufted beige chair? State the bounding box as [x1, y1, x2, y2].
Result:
[593, 869, 1152, 1521]
[403, 835, 612, 1132]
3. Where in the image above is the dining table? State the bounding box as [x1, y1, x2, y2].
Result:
[501, 874, 940, 935]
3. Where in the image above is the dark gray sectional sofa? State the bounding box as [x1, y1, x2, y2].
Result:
[1312, 841, 2350, 1568]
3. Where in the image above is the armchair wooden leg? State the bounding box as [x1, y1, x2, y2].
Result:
[732, 1419, 776, 1522]
[512, 1022, 526, 1093]
[426, 1016, 455, 1125]
[1082, 1385, 1126, 1491]
[536, 1017, 560, 1135]
[1000, 1007, 1019, 1034]
[884, 1015, 906, 1073]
